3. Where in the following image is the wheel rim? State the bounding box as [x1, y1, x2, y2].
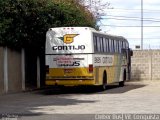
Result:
[102, 72, 107, 90]
[102, 83, 106, 90]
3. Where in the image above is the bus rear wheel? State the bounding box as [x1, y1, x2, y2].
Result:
[119, 70, 126, 87]
[100, 72, 107, 90]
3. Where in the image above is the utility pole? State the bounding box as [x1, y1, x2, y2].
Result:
[141, 0, 143, 50]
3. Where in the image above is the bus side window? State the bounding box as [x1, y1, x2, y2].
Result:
[112, 40, 115, 53]
[97, 37, 101, 52]
[114, 40, 117, 53]
[106, 38, 109, 52]
[126, 42, 129, 48]
[122, 41, 126, 49]
[100, 37, 104, 52]
[117, 40, 119, 53]
[122, 41, 124, 49]
[103, 38, 107, 52]
[125, 42, 127, 48]
[93, 36, 97, 52]
[119, 41, 122, 53]
[109, 39, 112, 53]
[123, 42, 126, 48]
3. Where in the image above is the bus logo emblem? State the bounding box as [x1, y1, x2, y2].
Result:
[63, 34, 79, 44]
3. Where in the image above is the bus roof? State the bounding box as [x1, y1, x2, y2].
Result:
[48, 27, 128, 42]
[49, 27, 96, 32]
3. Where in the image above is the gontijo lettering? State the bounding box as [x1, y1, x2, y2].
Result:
[52, 45, 85, 50]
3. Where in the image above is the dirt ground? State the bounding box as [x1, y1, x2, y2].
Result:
[0, 80, 160, 120]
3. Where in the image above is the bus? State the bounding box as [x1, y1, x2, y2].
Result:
[45, 27, 133, 90]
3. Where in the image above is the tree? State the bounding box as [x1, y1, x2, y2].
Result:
[78, 0, 110, 22]
[0, 0, 97, 48]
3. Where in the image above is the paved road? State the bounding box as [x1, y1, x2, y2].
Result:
[0, 81, 160, 120]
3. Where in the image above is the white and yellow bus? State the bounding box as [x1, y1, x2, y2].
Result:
[45, 27, 132, 90]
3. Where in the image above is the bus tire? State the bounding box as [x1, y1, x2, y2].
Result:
[100, 71, 107, 90]
[119, 69, 126, 87]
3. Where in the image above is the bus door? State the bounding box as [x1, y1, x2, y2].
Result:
[122, 48, 133, 80]
[127, 48, 133, 80]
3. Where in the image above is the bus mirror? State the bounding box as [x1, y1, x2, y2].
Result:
[130, 50, 133, 56]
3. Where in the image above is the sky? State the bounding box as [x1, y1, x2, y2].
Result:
[97, 0, 160, 49]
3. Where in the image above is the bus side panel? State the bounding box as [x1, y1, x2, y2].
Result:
[93, 54, 125, 85]
[93, 54, 115, 85]
[112, 54, 123, 83]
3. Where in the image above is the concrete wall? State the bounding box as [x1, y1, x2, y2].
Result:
[0, 47, 4, 94]
[0, 47, 41, 94]
[8, 49, 22, 92]
[131, 50, 160, 80]
[0, 47, 23, 94]
[150, 50, 160, 80]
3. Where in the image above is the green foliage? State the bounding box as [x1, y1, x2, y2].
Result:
[0, 0, 97, 48]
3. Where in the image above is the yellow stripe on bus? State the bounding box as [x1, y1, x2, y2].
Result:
[46, 66, 119, 86]
[47, 67, 93, 77]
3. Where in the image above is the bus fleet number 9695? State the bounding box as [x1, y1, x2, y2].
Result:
[94, 56, 113, 65]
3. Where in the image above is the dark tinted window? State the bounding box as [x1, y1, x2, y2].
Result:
[103, 38, 107, 52]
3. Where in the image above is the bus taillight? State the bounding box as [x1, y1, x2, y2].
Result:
[46, 65, 49, 74]
[89, 64, 93, 73]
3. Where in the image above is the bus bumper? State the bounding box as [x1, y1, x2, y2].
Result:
[45, 79, 95, 86]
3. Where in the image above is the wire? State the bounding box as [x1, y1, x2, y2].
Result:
[128, 38, 160, 39]
[107, 8, 160, 13]
[100, 25, 160, 27]
[101, 17, 160, 22]
[105, 15, 160, 21]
